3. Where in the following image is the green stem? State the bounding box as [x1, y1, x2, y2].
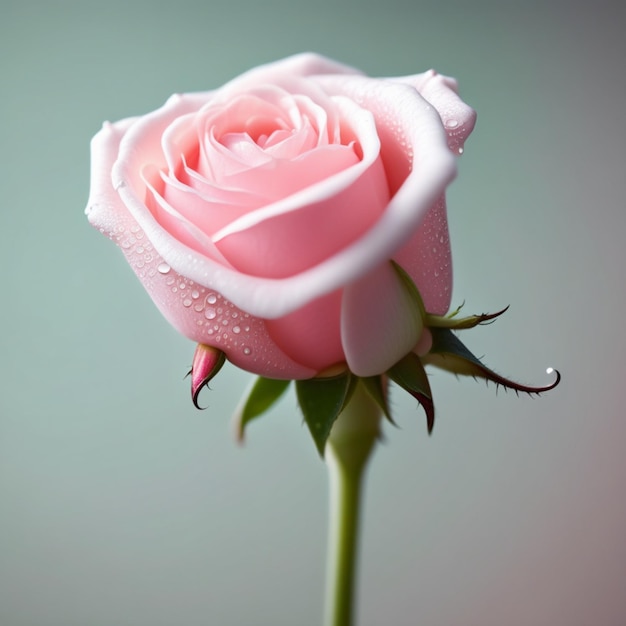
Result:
[324, 381, 382, 626]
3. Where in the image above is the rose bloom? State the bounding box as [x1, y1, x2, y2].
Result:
[86, 53, 475, 380]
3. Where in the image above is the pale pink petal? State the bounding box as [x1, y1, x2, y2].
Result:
[160, 173, 257, 237]
[135, 264, 317, 379]
[265, 289, 344, 371]
[391, 70, 477, 154]
[213, 53, 363, 101]
[341, 263, 424, 377]
[393, 195, 452, 315]
[260, 118, 318, 158]
[160, 111, 199, 176]
[111, 92, 212, 192]
[142, 166, 233, 263]
[178, 154, 269, 204]
[208, 142, 359, 202]
[86, 118, 139, 230]
[214, 153, 386, 277]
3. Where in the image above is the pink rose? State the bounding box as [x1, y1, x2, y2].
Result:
[86, 53, 475, 379]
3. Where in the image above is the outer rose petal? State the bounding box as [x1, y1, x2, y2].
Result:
[383, 70, 476, 312]
[265, 290, 344, 371]
[393, 69, 477, 154]
[341, 263, 424, 376]
[393, 195, 452, 315]
[86, 121, 315, 379]
[212, 53, 364, 101]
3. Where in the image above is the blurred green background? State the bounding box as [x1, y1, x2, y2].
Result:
[1, 1, 625, 624]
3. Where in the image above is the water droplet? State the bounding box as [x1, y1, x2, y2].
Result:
[194, 303, 204, 312]
[171, 286, 178, 293]
[207, 328, 214, 335]
[179, 282, 185, 290]
[204, 308, 216, 320]
[207, 293, 217, 304]
[136, 246, 144, 254]
[183, 298, 192, 307]
[457, 147, 464, 155]
[439, 235, 445, 244]
[232, 325, 241, 334]
[166, 276, 175, 285]
[222, 319, 229, 326]
[242, 346, 252, 355]
[191, 290, 200, 299]
[446, 119, 459, 129]
[244, 325, 250, 332]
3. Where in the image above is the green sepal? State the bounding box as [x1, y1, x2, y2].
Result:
[391, 261, 508, 333]
[423, 328, 561, 394]
[446, 301, 465, 318]
[390, 261, 427, 322]
[233, 377, 291, 442]
[425, 305, 509, 330]
[360, 375, 394, 424]
[296, 373, 356, 457]
[387, 352, 435, 434]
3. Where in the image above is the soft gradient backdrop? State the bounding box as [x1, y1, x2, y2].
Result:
[1, 1, 624, 625]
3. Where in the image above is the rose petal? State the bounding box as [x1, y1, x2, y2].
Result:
[392, 70, 477, 154]
[393, 195, 452, 315]
[141, 165, 233, 264]
[341, 263, 423, 377]
[265, 289, 344, 370]
[212, 53, 363, 101]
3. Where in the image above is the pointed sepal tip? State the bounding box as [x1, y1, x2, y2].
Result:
[190, 344, 226, 409]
